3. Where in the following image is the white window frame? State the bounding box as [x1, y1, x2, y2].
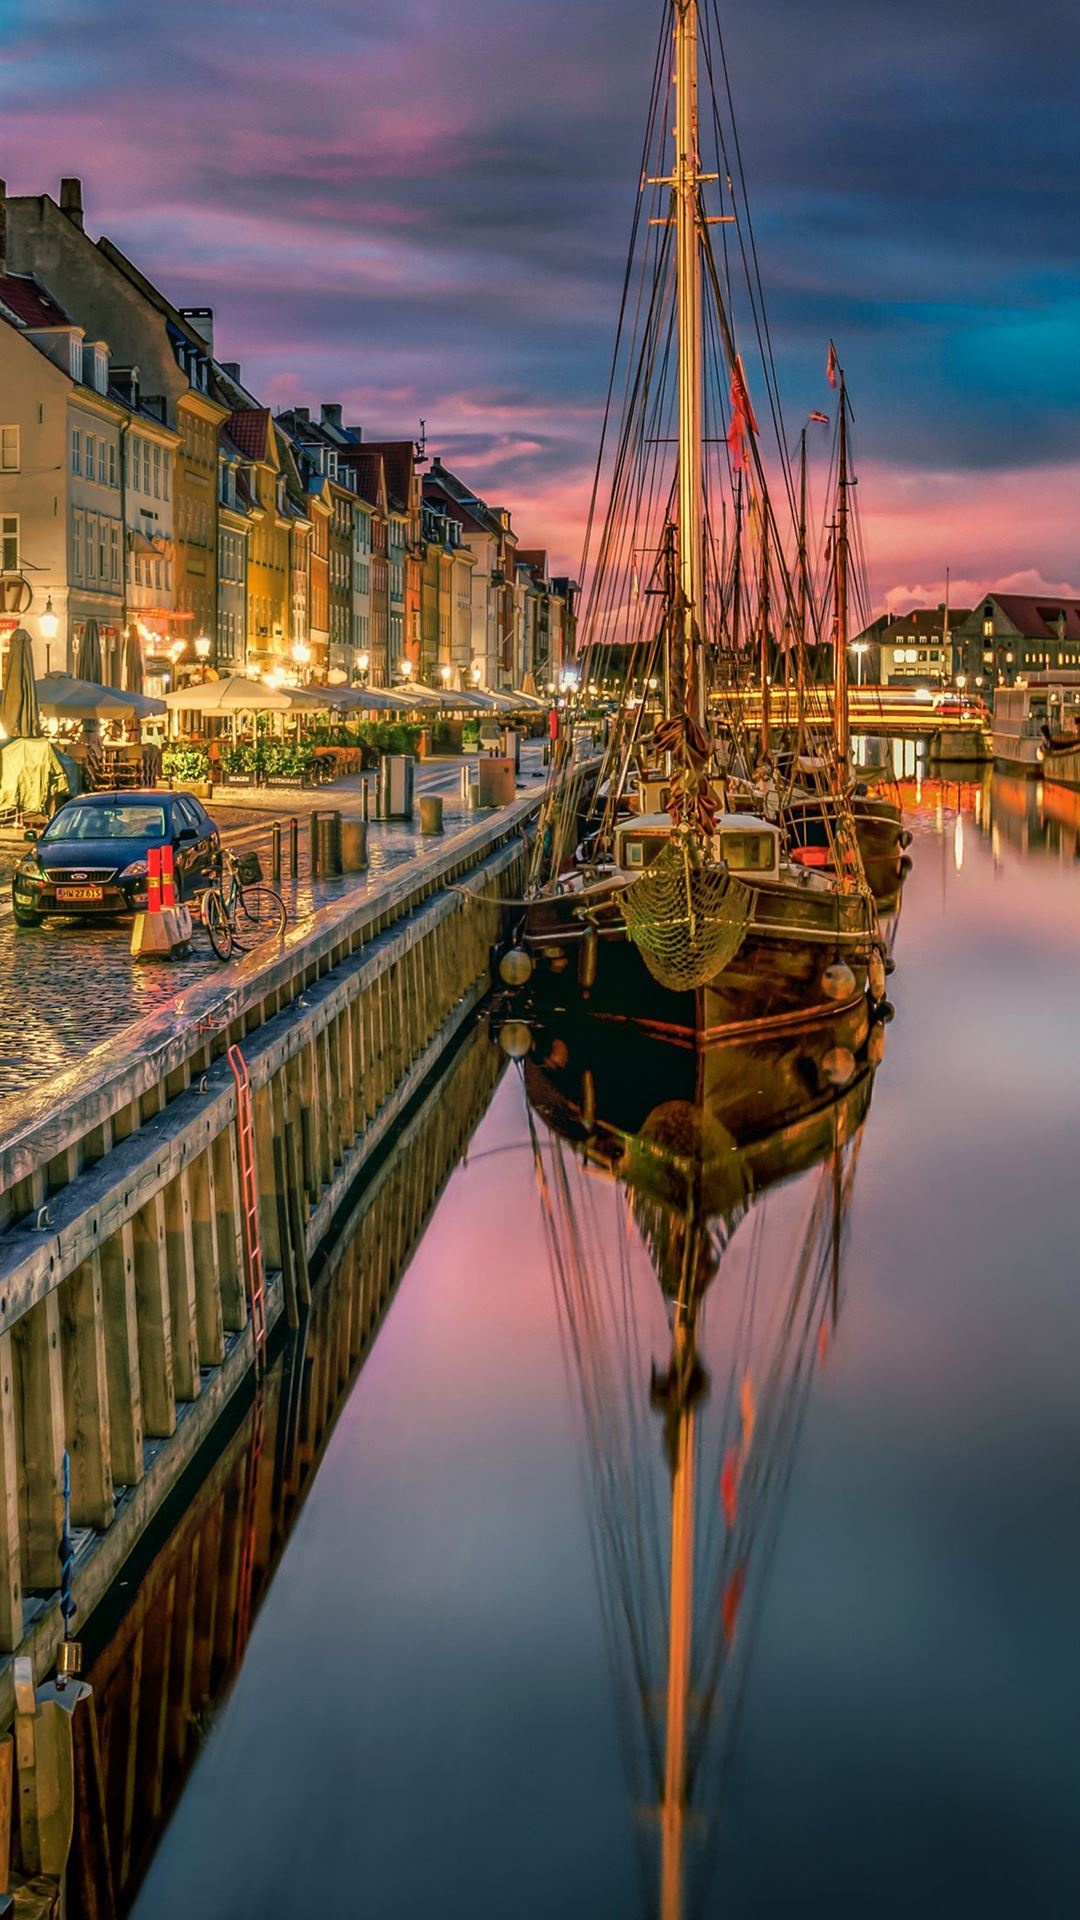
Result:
[71, 428, 81, 475]
[0, 426, 19, 472]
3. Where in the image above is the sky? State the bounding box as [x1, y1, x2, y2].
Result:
[4, 0, 1079, 609]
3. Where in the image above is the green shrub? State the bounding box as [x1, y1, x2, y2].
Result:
[162, 744, 209, 782]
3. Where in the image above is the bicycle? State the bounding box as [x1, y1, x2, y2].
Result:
[199, 845, 287, 961]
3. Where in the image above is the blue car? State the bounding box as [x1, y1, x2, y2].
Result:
[11, 789, 221, 927]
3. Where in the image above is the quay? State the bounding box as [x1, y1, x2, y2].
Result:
[0, 755, 555, 1908]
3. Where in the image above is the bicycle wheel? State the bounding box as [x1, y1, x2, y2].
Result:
[237, 885, 287, 942]
[203, 887, 234, 961]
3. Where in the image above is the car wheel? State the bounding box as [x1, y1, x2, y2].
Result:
[13, 905, 42, 928]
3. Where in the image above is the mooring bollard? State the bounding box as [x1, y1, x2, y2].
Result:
[288, 815, 299, 878]
[460, 765, 471, 804]
[362, 777, 370, 822]
[341, 820, 369, 871]
[309, 810, 321, 880]
[419, 794, 444, 835]
[271, 820, 282, 886]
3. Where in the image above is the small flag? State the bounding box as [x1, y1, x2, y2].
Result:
[722, 1565, 746, 1647]
[809, 410, 829, 425]
[631, 566, 641, 603]
[727, 356, 758, 473]
[826, 341, 839, 390]
[720, 1446, 739, 1528]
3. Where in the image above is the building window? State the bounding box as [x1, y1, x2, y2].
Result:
[98, 440, 108, 485]
[85, 433, 96, 480]
[163, 454, 170, 501]
[108, 443, 117, 487]
[153, 444, 161, 497]
[110, 523, 120, 583]
[86, 515, 97, 581]
[1, 514, 18, 572]
[71, 428, 81, 474]
[143, 443, 151, 494]
[72, 513, 83, 582]
[0, 426, 18, 472]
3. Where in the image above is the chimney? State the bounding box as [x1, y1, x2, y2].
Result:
[293, 406, 310, 425]
[59, 178, 84, 229]
[346, 424, 363, 442]
[321, 403, 343, 430]
[221, 361, 241, 381]
[179, 306, 214, 353]
[0, 179, 6, 279]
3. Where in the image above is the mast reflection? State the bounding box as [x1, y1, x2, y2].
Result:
[522, 996, 890, 1920]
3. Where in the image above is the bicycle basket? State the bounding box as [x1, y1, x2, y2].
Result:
[235, 850, 263, 886]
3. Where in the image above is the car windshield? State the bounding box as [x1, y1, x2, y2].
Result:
[43, 804, 167, 843]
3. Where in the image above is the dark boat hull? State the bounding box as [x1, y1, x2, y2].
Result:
[521, 876, 877, 1042]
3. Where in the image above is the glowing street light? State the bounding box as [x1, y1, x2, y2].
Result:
[438, 662, 452, 685]
[849, 639, 870, 687]
[194, 632, 212, 683]
[398, 657, 414, 679]
[38, 594, 58, 673]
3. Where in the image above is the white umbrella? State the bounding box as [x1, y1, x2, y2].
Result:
[36, 673, 165, 719]
[162, 675, 329, 714]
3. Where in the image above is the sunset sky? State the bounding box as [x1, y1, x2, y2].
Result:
[5, 0, 1077, 609]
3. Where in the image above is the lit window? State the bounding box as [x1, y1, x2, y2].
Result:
[1, 514, 18, 571]
[0, 426, 19, 471]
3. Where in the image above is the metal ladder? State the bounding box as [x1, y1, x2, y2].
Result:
[228, 1043, 267, 1375]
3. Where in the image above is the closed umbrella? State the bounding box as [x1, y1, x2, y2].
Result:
[75, 618, 103, 685]
[119, 627, 143, 694]
[0, 628, 41, 738]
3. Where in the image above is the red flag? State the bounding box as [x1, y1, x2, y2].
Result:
[826, 341, 839, 390]
[722, 1564, 747, 1647]
[726, 413, 747, 472]
[809, 410, 829, 425]
[720, 1446, 739, 1528]
[730, 356, 759, 436]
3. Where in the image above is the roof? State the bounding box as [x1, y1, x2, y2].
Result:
[881, 606, 971, 637]
[359, 440, 414, 512]
[986, 593, 1080, 643]
[0, 272, 77, 329]
[224, 408, 273, 462]
[423, 476, 491, 539]
[517, 549, 548, 574]
[338, 449, 386, 509]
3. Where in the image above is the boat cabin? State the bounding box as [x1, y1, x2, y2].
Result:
[614, 812, 781, 881]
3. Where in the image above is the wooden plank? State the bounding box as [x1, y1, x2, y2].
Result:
[118, 1623, 144, 1890]
[60, 1252, 115, 1530]
[187, 1148, 225, 1369]
[99, 1222, 144, 1489]
[162, 1172, 200, 1404]
[12, 1293, 65, 1590]
[0, 1734, 11, 1896]
[131, 1194, 175, 1439]
[0, 1333, 24, 1652]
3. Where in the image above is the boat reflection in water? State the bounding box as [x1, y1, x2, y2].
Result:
[515, 994, 888, 1920]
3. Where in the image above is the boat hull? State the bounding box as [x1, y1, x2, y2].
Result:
[1039, 743, 1080, 789]
[521, 877, 877, 1041]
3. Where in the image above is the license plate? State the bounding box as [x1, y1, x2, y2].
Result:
[55, 885, 104, 902]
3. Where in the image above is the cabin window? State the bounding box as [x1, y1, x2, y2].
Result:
[721, 832, 776, 873]
[621, 835, 667, 869]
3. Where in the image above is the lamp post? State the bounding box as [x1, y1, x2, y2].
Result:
[39, 594, 59, 676]
[438, 662, 452, 688]
[194, 633, 212, 683]
[355, 650, 370, 688]
[470, 658, 484, 687]
[849, 639, 870, 688]
[291, 639, 312, 685]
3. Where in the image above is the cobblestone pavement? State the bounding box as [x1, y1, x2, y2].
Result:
[0, 749, 547, 1103]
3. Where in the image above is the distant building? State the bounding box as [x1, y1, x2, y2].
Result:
[952, 593, 1080, 690]
[852, 606, 970, 688]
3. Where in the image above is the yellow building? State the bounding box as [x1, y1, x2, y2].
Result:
[175, 388, 227, 650]
[225, 408, 291, 670]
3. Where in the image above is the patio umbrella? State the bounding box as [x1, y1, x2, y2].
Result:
[119, 627, 143, 694]
[75, 617, 102, 684]
[162, 675, 329, 714]
[36, 674, 163, 720]
[0, 628, 41, 738]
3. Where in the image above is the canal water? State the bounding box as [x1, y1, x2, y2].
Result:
[93, 767, 1079, 1919]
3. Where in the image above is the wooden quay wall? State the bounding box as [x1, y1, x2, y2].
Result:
[0, 797, 534, 1715]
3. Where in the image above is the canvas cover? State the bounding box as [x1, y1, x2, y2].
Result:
[0, 737, 77, 815]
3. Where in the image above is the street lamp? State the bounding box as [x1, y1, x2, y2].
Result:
[849, 639, 870, 688]
[438, 662, 452, 686]
[291, 640, 312, 684]
[194, 633, 212, 683]
[355, 650, 370, 687]
[397, 657, 413, 680]
[39, 594, 58, 674]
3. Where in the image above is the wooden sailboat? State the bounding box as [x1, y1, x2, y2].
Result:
[520, 0, 889, 1043]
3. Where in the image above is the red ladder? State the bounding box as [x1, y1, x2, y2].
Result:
[228, 1043, 268, 1375]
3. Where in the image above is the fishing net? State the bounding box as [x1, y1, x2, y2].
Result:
[621, 836, 750, 991]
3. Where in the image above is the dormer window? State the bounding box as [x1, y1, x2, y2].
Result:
[69, 335, 83, 380]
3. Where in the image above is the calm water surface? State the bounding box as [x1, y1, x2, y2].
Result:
[131, 771, 1080, 1920]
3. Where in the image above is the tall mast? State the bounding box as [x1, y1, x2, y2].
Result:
[834, 369, 850, 771]
[759, 504, 771, 763]
[660, 1312, 696, 1920]
[674, 0, 705, 727]
[796, 430, 808, 733]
